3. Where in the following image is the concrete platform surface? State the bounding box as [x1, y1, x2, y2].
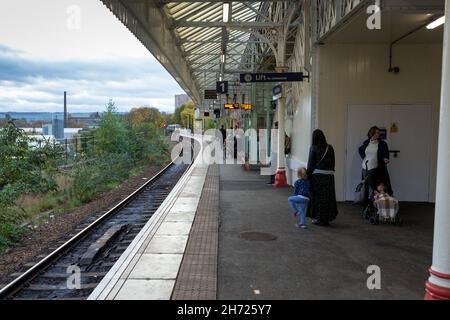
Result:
[88, 160, 208, 300]
[218, 164, 434, 300]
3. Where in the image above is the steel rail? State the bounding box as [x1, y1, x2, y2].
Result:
[0, 137, 196, 299]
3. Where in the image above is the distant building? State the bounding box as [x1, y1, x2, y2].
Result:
[23, 127, 82, 143]
[175, 94, 191, 109]
[42, 124, 53, 135]
[52, 118, 64, 140]
[64, 128, 83, 140]
[67, 112, 100, 128]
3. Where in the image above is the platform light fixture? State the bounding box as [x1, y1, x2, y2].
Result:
[427, 16, 445, 29]
[223, 2, 230, 23]
[220, 53, 226, 63]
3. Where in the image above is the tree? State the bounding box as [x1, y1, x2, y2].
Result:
[176, 101, 196, 129]
[173, 105, 185, 125]
[0, 121, 59, 210]
[205, 119, 217, 130]
[173, 101, 196, 125]
[129, 107, 164, 127]
[94, 100, 130, 156]
[161, 112, 174, 127]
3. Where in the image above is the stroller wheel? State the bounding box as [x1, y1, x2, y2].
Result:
[369, 216, 379, 225]
[394, 217, 403, 226]
[363, 211, 370, 219]
[363, 206, 372, 219]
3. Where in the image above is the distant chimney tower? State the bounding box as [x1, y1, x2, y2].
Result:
[64, 91, 68, 123]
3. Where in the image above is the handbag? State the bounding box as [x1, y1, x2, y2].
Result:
[354, 178, 367, 204]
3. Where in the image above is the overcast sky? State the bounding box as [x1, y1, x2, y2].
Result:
[0, 0, 184, 113]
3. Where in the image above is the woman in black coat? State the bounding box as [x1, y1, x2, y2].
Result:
[358, 126, 393, 196]
[307, 129, 339, 226]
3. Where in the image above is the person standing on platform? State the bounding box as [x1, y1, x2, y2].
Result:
[358, 126, 392, 197]
[220, 125, 226, 145]
[307, 129, 338, 226]
[220, 125, 226, 155]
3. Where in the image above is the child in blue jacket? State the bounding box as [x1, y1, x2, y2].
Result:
[288, 168, 310, 229]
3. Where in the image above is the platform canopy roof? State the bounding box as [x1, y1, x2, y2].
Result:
[165, 0, 301, 104]
[101, 0, 301, 105]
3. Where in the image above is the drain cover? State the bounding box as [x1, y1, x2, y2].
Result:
[240, 232, 277, 242]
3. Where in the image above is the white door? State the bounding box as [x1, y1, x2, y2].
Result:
[345, 105, 432, 202]
[389, 105, 432, 202]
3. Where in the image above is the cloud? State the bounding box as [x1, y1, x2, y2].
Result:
[0, 45, 184, 113]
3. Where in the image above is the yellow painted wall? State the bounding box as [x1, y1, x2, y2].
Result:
[316, 43, 443, 201]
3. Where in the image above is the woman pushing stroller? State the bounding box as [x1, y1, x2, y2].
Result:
[359, 127, 401, 225]
[358, 126, 393, 197]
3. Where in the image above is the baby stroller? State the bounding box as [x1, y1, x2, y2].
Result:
[359, 162, 402, 226]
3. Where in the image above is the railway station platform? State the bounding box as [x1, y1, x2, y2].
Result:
[89, 155, 434, 300]
[217, 165, 433, 300]
[88, 152, 212, 300]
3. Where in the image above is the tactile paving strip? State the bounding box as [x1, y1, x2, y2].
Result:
[171, 165, 219, 300]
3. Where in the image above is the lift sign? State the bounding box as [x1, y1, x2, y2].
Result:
[240, 72, 305, 83]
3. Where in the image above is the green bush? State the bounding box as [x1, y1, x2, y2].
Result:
[71, 153, 134, 203]
[94, 100, 131, 157]
[0, 101, 171, 253]
[0, 212, 25, 253]
[130, 123, 170, 166]
[0, 122, 60, 210]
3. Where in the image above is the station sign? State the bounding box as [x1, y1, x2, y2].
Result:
[224, 103, 240, 110]
[204, 90, 218, 100]
[216, 81, 229, 94]
[240, 72, 305, 83]
[273, 85, 282, 100]
[224, 103, 253, 110]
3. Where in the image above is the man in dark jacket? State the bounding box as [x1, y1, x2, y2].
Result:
[220, 125, 226, 143]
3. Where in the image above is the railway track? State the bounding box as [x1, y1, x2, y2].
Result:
[0, 139, 195, 300]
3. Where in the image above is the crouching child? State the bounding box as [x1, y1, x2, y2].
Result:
[288, 168, 310, 229]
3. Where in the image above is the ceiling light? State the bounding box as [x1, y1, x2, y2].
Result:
[223, 2, 230, 23]
[427, 16, 445, 30]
